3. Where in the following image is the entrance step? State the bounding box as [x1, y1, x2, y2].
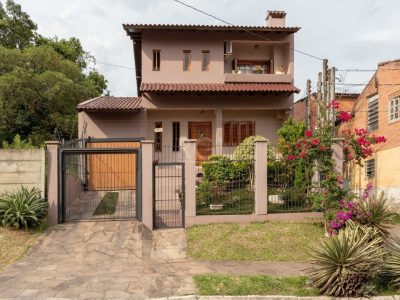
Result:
[147, 228, 187, 259]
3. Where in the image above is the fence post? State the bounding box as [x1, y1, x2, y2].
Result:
[141, 140, 154, 230]
[332, 138, 345, 177]
[46, 141, 60, 225]
[184, 139, 197, 219]
[255, 140, 268, 215]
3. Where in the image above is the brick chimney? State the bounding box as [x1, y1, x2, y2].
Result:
[266, 10, 286, 27]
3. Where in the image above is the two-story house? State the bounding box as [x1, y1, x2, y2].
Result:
[347, 59, 400, 205]
[77, 11, 300, 161]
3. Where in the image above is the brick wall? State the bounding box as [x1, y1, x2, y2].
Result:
[348, 60, 400, 205]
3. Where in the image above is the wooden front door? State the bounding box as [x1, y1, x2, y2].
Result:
[188, 122, 212, 164]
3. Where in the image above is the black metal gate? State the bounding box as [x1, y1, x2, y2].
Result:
[153, 162, 185, 229]
[60, 148, 140, 222]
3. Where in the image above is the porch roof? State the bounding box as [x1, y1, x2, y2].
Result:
[140, 83, 300, 94]
[77, 96, 143, 112]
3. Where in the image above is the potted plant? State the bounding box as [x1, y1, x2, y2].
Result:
[253, 65, 264, 74]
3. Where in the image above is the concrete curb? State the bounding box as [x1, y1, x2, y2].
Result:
[152, 295, 400, 300]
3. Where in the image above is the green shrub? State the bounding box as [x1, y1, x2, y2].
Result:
[0, 187, 47, 229]
[197, 180, 213, 205]
[385, 238, 400, 288]
[202, 155, 246, 187]
[2, 134, 37, 149]
[233, 135, 267, 162]
[308, 221, 384, 297]
[355, 192, 396, 238]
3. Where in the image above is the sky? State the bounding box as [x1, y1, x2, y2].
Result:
[16, 0, 400, 100]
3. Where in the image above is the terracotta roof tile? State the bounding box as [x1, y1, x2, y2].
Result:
[123, 24, 300, 33]
[77, 96, 142, 111]
[140, 83, 300, 93]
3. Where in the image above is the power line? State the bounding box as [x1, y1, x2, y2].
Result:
[173, 0, 324, 62]
[337, 68, 400, 72]
[94, 61, 135, 70]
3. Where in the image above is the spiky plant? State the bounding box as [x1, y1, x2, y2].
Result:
[355, 192, 396, 238]
[0, 187, 47, 229]
[385, 238, 400, 288]
[308, 221, 384, 297]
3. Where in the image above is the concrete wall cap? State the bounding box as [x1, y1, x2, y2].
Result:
[45, 141, 61, 145]
[141, 140, 154, 144]
[184, 139, 197, 143]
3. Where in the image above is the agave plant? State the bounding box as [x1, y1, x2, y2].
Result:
[308, 221, 384, 297]
[385, 238, 400, 288]
[355, 192, 396, 238]
[0, 187, 47, 229]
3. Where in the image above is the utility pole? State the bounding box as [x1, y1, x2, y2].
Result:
[306, 79, 312, 130]
[329, 67, 336, 124]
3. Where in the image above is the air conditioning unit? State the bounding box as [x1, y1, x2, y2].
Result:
[224, 41, 232, 55]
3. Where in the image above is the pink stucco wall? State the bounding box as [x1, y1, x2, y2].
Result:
[141, 30, 294, 84]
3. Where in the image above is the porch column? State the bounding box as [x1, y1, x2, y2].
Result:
[255, 140, 268, 215]
[141, 140, 154, 230]
[215, 109, 223, 154]
[46, 141, 60, 225]
[184, 139, 197, 218]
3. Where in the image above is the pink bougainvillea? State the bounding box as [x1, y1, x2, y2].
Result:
[338, 111, 352, 122]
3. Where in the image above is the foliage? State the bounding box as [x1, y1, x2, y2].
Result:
[202, 155, 243, 186]
[233, 135, 266, 161]
[0, 0, 37, 49]
[354, 192, 396, 238]
[308, 221, 384, 297]
[0, 187, 47, 229]
[196, 180, 213, 205]
[194, 275, 318, 296]
[385, 238, 400, 288]
[277, 117, 306, 155]
[1, 134, 37, 149]
[0, 1, 108, 146]
[341, 128, 386, 166]
[0, 45, 106, 145]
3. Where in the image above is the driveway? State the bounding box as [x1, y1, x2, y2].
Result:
[0, 220, 311, 299]
[0, 221, 194, 299]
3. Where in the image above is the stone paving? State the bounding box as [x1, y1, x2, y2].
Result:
[0, 221, 309, 299]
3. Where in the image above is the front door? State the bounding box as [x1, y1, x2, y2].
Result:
[188, 122, 212, 164]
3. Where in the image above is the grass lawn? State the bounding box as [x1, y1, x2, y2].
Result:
[394, 214, 400, 224]
[186, 221, 324, 261]
[0, 227, 41, 270]
[93, 192, 119, 216]
[194, 275, 399, 296]
[194, 275, 318, 296]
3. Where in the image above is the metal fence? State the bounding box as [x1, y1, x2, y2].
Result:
[61, 149, 138, 221]
[195, 144, 255, 215]
[267, 145, 313, 213]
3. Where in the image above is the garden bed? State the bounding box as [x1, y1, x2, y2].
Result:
[0, 227, 41, 270]
[186, 221, 324, 261]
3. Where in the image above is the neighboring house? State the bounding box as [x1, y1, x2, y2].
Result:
[292, 92, 359, 130]
[346, 59, 400, 204]
[77, 11, 300, 161]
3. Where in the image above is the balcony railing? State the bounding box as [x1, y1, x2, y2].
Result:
[225, 73, 292, 83]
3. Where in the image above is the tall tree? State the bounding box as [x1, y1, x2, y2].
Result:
[0, 0, 37, 49]
[0, 0, 108, 145]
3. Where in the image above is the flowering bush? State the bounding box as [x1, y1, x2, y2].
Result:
[341, 129, 386, 165]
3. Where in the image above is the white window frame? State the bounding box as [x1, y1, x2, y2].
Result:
[389, 96, 400, 123]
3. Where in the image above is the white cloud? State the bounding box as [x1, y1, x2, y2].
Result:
[14, 0, 400, 99]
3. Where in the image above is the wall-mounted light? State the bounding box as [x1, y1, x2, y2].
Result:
[254, 44, 259, 49]
[200, 110, 205, 117]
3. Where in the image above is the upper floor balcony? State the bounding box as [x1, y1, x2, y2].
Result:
[223, 41, 293, 84]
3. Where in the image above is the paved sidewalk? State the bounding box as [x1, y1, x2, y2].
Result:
[0, 221, 308, 299]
